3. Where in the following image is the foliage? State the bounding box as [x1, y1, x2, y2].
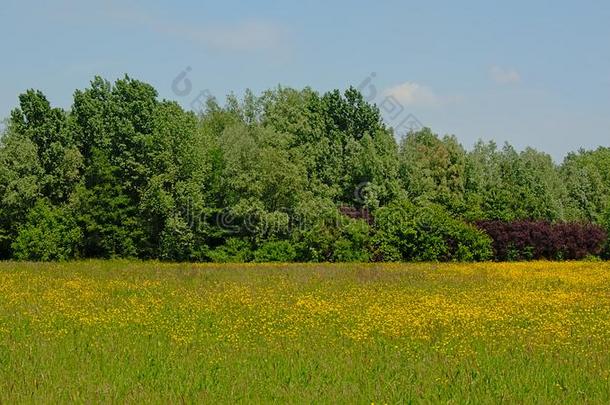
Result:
[12, 200, 81, 261]
[0, 129, 43, 256]
[373, 199, 493, 262]
[464, 142, 567, 221]
[600, 204, 610, 259]
[477, 220, 607, 261]
[399, 129, 466, 212]
[254, 240, 297, 262]
[159, 215, 196, 262]
[332, 220, 372, 262]
[561, 147, 610, 222]
[207, 238, 254, 263]
[0, 76, 608, 261]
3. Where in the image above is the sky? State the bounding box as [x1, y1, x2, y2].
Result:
[1, 0, 609, 161]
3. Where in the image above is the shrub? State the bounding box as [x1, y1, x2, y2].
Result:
[254, 240, 297, 262]
[292, 216, 373, 262]
[291, 222, 335, 262]
[371, 200, 417, 261]
[207, 238, 254, 263]
[476, 220, 607, 261]
[338, 206, 373, 224]
[415, 204, 493, 261]
[373, 199, 492, 262]
[12, 200, 82, 261]
[332, 220, 372, 262]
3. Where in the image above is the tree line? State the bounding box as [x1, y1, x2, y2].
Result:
[1, 76, 609, 261]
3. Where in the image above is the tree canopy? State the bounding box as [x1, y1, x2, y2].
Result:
[1, 76, 608, 261]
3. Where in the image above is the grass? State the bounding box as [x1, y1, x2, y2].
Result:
[1, 261, 610, 403]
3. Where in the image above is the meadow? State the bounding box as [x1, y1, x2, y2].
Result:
[1, 261, 610, 403]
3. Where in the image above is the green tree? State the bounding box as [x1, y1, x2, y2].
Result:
[0, 128, 43, 257]
[464, 141, 566, 221]
[399, 128, 467, 213]
[561, 147, 610, 222]
[71, 76, 158, 257]
[9, 90, 82, 204]
[0, 75, 607, 263]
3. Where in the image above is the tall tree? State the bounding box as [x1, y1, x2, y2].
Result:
[399, 128, 467, 213]
[561, 147, 610, 222]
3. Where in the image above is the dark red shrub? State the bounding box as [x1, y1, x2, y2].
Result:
[339, 206, 373, 225]
[476, 221, 607, 261]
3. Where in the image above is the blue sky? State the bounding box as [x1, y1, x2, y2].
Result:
[1, 0, 609, 160]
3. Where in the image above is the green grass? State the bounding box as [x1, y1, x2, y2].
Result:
[1, 260, 610, 403]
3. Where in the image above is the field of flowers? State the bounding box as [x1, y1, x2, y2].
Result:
[1, 261, 610, 402]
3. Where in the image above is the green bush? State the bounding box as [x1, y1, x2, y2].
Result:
[291, 215, 374, 262]
[12, 200, 82, 261]
[292, 226, 334, 262]
[373, 199, 492, 262]
[254, 240, 297, 262]
[332, 220, 372, 262]
[207, 238, 254, 263]
[371, 200, 417, 262]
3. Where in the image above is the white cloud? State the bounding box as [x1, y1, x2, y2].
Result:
[490, 66, 521, 85]
[382, 82, 455, 107]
